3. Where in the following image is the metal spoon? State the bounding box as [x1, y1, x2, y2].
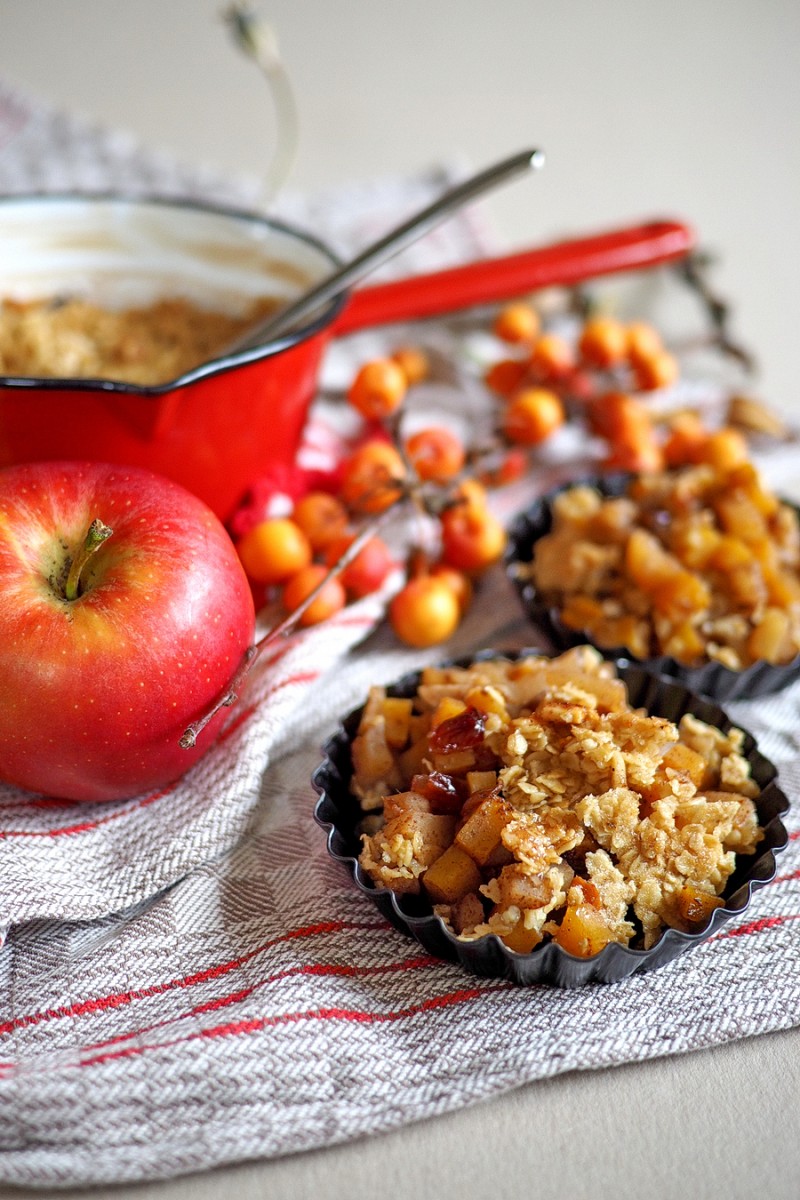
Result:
[225, 146, 545, 353]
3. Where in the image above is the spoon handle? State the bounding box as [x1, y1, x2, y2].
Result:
[331, 218, 696, 335]
[229, 147, 545, 351]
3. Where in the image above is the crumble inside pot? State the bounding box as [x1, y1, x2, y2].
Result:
[0, 294, 280, 386]
[351, 647, 762, 956]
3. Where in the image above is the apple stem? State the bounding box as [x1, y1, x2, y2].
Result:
[64, 519, 113, 601]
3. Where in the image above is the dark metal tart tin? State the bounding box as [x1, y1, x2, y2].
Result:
[505, 473, 800, 702]
[312, 650, 790, 988]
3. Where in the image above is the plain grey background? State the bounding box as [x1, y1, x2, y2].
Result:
[0, 2, 798, 1197]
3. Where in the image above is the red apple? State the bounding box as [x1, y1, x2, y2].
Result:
[0, 461, 256, 802]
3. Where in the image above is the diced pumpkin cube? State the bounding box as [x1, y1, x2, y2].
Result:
[748, 607, 792, 664]
[710, 535, 753, 571]
[560, 594, 606, 631]
[455, 795, 513, 865]
[660, 619, 706, 665]
[430, 696, 467, 728]
[500, 920, 543, 954]
[624, 528, 679, 590]
[381, 697, 414, 749]
[714, 493, 769, 544]
[763, 567, 800, 608]
[552, 904, 612, 957]
[671, 522, 721, 570]
[675, 884, 724, 928]
[725, 563, 767, 609]
[651, 571, 710, 618]
[423, 845, 483, 904]
[464, 684, 509, 721]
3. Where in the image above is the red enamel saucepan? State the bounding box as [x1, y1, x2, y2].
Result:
[0, 191, 694, 520]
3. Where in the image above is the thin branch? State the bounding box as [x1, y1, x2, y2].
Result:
[179, 504, 401, 750]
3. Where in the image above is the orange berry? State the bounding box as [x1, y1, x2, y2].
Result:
[324, 534, 395, 598]
[634, 348, 679, 391]
[503, 387, 565, 446]
[282, 564, 346, 626]
[493, 302, 540, 345]
[528, 332, 575, 379]
[484, 357, 528, 397]
[495, 447, 529, 484]
[440, 503, 507, 573]
[338, 440, 407, 514]
[347, 358, 407, 420]
[578, 315, 627, 369]
[626, 321, 663, 366]
[478, 447, 529, 488]
[391, 345, 429, 386]
[237, 517, 312, 585]
[429, 562, 473, 614]
[589, 391, 648, 441]
[405, 425, 466, 483]
[291, 491, 350, 553]
[389, 577, 461, 647]
[450, 477, 490, 513]
[663, 412, 709, 468]
[605, 433, 665, 474]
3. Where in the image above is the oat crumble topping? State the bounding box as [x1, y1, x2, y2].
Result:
[351, 648, 763, 956]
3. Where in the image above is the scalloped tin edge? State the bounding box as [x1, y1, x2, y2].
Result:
[505, 475, 800, 702]
[312, 652, 791, 988]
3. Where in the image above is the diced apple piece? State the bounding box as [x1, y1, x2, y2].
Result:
[423, 845, 483, 904]
[495, 864, 552, 909]
[376, 810, 455, 872]
[398, 735, 430, 784]
[351, 720, 401, 792]
[466, 770, 498, 794]
[430, 748, 477, 774]
[455, 795, 514, 865]
[450, 892, 485, 934]
[382, 791, 431, 820]
[662, 742, 707, 788]
[381, 696, 414, 749]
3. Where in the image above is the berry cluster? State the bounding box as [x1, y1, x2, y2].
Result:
[232, 298, 775, 648]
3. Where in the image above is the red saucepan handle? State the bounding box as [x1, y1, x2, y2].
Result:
[330, 218, 695, 337]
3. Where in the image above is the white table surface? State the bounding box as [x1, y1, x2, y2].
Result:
[0, 2, 798, 1196]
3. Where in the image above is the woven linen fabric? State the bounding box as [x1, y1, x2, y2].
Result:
[1, 81, 800, 1189]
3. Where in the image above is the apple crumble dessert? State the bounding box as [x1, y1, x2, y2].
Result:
[0, 294, 280, 386]
[352, 648, 762, 956]
[522, 464, 800, 670]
